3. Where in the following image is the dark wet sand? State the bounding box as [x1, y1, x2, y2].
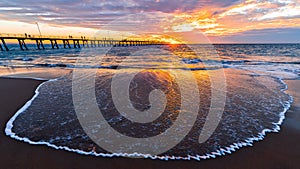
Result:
[0, 77, 299, 169]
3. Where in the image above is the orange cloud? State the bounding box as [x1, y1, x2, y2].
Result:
[158, 0, 300, 37]
[0, 0, 299, 43]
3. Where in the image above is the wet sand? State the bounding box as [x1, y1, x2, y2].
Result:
[0, 77, 299, 169]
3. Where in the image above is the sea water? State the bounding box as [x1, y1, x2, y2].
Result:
[2, 44, 300, 160]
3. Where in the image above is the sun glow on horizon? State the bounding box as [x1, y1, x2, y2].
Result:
[0, 0, 299, 43]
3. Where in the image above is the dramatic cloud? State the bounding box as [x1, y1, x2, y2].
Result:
[0, 0, 299, 42]
[0, 0, 237, 27]
[167, 0, 300, 36]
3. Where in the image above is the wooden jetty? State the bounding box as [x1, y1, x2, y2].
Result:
[0, 33, 167, 51]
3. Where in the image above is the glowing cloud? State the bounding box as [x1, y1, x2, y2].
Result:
[0, 0, 299, 43]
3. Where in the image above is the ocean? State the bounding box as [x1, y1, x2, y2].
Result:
[1, 44, 300, 160]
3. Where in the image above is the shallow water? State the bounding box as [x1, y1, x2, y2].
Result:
[1, 44, 300, 76]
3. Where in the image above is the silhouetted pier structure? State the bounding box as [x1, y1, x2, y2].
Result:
[0, 33, 167, 51]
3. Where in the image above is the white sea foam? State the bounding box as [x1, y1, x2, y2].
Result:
[228, 64, 300, 80]
[2, 42, 298, 161]
[4, 69, 294, 161]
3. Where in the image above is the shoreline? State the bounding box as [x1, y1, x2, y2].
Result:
[0, 77, 299, 169]
[3, 71, 294, 161]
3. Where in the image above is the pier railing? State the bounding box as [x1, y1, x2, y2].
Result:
[0, 33, 111, 40]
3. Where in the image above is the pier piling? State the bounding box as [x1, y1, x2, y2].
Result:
[50, 40, 59, 49]
[73, 40, 80, 48]
[63, 40, 71, 48]
[0, 38, 9, 51]
[36, 40, 45, 50]
[18, 39, 28, 50]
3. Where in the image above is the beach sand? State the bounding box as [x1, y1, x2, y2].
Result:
[0, 77, 299, 169]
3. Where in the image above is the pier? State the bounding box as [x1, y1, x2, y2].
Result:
[0, 33, 167, 51]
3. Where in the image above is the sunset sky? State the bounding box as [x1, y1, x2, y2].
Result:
[0, 0, 299, 43]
